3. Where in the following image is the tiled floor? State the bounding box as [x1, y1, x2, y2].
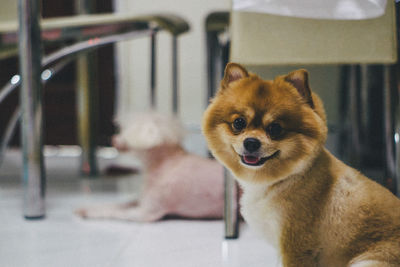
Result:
[0, 148, 281, 267]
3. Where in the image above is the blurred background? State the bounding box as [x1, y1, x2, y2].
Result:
[0, 0, 342, 150]
[0, 0, 231, 148]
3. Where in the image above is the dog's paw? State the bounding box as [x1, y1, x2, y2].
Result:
[74, 208, 89, 218]
[74, 206, 119, 219]
[74, 207, 107, 219]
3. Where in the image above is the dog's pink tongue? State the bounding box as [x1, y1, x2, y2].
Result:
[243, 155, 260, 164]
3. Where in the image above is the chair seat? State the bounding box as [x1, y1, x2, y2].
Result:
[230, 0, 397, 65]
[0, 13, 189, 59]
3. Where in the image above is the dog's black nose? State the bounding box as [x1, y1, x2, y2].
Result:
[244, 138, 261, 152]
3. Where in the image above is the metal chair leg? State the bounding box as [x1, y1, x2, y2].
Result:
[75, 0, 98, 176]
[0, 108, 20, 167]
[206, 30, 219, 103]
[395, 99, 400, 197]
[172, 36, 178, 114]
[219, 34, 240, 239]
[383, 65, 398, 195]
[76, 53, 99, 176]
[150, 31, 157, 108]
[205, 15, 240, 238]
[224, 169, 239, 239]
[18, 0, 46, 219]
[348, 65, 362, 167]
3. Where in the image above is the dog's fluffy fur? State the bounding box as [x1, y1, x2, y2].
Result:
[76, 112, 224, 222]
[202, 63, 400, 266]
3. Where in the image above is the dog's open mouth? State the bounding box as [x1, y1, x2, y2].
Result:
[240, 151, 280, 166]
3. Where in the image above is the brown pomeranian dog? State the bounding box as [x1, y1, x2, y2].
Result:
[202, 63, 400, 267]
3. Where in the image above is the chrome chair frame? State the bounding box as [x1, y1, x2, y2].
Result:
[0, 0, 189, 219]
[206, 12, 239, 239]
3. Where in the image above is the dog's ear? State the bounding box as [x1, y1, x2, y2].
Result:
[284, 69, 314, 108]
[221, 63, 249, 89]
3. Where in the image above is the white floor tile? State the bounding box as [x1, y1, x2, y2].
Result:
[0, 149, 280, 267]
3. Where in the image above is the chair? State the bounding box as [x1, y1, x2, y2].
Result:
[206, 12, 240, 239]
[206, 1, 398, 238]
[0, 0, 189, 219]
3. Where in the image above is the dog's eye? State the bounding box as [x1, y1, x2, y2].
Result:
[232, 117, 247, 131]
[267, 123, 283, 138]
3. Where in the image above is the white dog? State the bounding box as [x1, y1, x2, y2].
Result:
[76, 112, 224, 222]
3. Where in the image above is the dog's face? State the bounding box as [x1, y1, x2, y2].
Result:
[202, 63, 328, 184]
[113, 112, 184, 152]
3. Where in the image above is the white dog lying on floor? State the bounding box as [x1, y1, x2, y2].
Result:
[76, 112, 224, 222]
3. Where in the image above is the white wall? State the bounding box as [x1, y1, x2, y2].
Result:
[113, 0, 230, 128]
